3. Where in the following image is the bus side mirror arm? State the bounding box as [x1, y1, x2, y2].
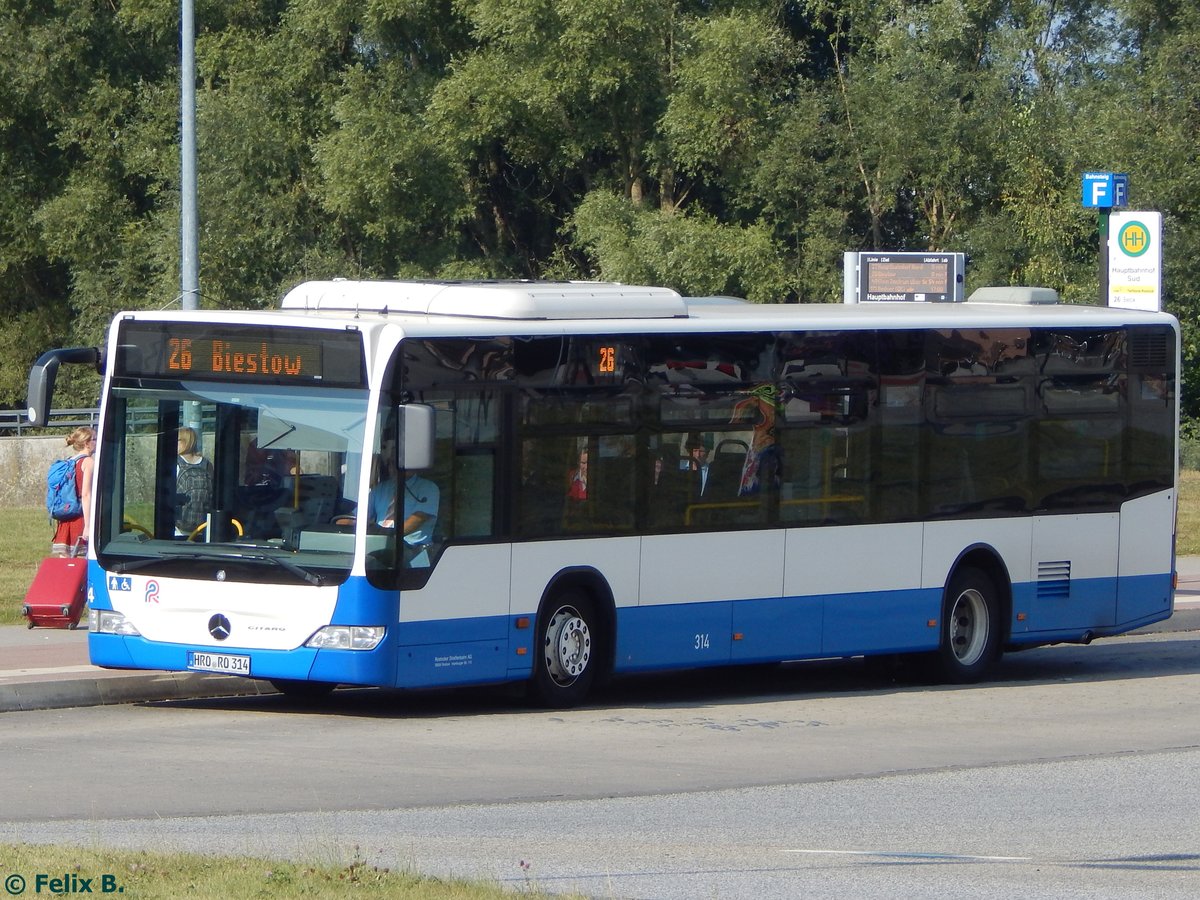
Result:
[397, 403, 435, 471]
[27, 347, 103, 426]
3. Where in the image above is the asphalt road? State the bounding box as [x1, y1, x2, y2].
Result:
[1, 623, 1198, 899]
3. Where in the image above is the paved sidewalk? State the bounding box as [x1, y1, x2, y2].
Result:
[0, 624, 272, 712]
[4, 560, 1199, 714]
[1174, 554, 1200, 594]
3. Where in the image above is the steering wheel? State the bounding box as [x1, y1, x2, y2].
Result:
[186, 518, 244, 542]
[122, 516, 152, 537]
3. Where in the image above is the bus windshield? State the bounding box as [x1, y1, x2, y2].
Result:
[95, 379, 368, 585]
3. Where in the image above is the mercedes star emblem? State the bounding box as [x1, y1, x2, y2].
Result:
[208, 614, 232, 641]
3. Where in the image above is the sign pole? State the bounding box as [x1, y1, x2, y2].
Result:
[1099, 209, 1110, 307]
[1081, 171, 1128, 307]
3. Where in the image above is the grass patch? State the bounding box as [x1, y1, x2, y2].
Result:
[1, 508, 54, 627]
[0, 844, 571, 899]
[1178, 470, 1200, 556]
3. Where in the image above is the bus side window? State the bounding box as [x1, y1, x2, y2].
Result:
[428, 390, 501, 544]
[517, 436, 574, 537]
[648, 443, 685, 530]
[451, 452, 494, 538]
[590, 435, 636, 532]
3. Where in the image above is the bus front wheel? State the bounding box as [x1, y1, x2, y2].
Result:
[931, 566, 1001, 684]
[530, 592, 598, 708]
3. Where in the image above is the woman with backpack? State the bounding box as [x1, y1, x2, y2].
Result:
[49, 426, 94, 557]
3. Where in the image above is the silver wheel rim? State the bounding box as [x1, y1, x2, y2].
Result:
[544, 605, 591, 687]
[949, 588, 989, 666]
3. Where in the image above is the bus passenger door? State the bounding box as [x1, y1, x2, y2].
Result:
[393, 387, 512, 687]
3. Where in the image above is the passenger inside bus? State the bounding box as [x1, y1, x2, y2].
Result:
[566, 446, 588, 501]
[684, 433, 713, 497]
[174, 427, 213, 537]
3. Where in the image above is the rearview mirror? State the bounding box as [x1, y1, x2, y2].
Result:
[397, 404, 434, 470]
[27, 347, 102, 426]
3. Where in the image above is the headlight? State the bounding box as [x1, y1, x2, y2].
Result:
[89, 608, 142, 636]
[304, 625, 384, 651]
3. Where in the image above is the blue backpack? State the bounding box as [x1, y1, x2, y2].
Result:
[46, 457, 83, 521]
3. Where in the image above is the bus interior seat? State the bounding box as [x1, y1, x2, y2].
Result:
[275, 474, 340, 538]
[648, 452, 686, 527]
[709, 439, 749, 499]
[590, 455, 636, 530]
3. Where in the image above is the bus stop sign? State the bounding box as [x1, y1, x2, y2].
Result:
[1108, 211, 1162, 311]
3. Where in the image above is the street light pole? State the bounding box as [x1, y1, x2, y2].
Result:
[180, 0, 201, 443]
[180, 0, 199, 311]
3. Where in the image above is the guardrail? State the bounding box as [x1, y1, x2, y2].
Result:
[0, 408, 99, 436]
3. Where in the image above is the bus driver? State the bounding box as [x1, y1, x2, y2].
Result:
[368, 441, 439, 567]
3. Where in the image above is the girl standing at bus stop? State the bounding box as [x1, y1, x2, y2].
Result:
[49, 426, 95, 557]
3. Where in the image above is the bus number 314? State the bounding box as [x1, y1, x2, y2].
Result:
[694, 633, 710, 650]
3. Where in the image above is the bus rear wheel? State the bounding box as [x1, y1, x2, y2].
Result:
[931, 566, 1002, 684]
[530, 592, 598, 708]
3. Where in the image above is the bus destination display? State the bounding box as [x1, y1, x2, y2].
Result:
[116, 323, 365, 386]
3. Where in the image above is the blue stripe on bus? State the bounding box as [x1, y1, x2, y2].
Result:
[613, 587, 941, 672]
[87, 570, 1174, 689]
[87, 634, 395, 686]
[395, 638, 513, 688]
[1008, 571, 1173, 645]
[1011, 575, 1118, 634]
[392, 617, 517, 688]
[1116, 572, 1174, 627]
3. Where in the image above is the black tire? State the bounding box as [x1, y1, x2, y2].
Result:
[529, 591, 599, 708]
[929, 566, 1002, 684]
[269, 679, 337, 700]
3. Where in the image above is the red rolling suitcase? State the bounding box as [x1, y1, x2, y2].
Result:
[22, 556, 88, 629]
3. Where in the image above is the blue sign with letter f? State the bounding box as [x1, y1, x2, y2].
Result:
[1082, 172, 1129, 208]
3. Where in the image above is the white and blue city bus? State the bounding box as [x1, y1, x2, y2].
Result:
[27, 280, 1179, 705]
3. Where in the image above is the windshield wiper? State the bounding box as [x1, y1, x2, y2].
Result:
[111, 553, 206, 575]
[229, 552, 325, 587]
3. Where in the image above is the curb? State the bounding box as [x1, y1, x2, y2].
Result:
[0, 672, 275, 713]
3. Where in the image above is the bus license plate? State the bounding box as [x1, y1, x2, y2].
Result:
[188, 652, 251, 675]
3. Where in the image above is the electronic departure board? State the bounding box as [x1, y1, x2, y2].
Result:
[115, 322, 366, 386]
[843, 251, 966, 303]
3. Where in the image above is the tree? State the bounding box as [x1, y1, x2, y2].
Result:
[0, 0, 178, 407]
[3, 0, 1199, 422]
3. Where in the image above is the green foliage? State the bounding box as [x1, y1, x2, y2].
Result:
[660, 11, 794, 182]
[1180, 470, 1200, 556]
[572, 190, 792, 301]
[2, 0, 1200, 424]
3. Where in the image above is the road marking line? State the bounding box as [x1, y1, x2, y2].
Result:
[782, 849, 1033, 862]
